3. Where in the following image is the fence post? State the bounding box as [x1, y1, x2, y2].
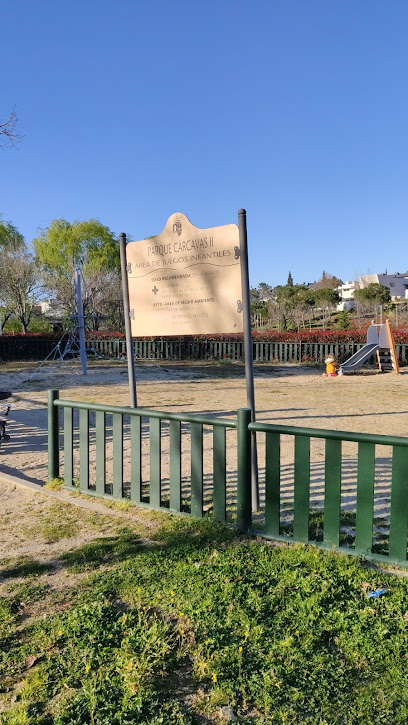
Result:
[48, 389, 60, 481]
[237, 408, 252, 532]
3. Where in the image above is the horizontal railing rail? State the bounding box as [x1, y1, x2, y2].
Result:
[54, 399, 236, 428]
[249, 421, 408, 448]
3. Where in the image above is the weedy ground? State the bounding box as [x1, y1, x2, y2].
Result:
[1, 485, 408, 724]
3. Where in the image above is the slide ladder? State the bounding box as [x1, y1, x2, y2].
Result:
[377, 320, 400, 373]
[340, 320, 400, 374]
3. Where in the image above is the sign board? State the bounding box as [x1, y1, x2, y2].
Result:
[126, 213, 243, 336]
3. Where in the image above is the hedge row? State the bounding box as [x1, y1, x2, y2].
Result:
[2, 328, 408, 344]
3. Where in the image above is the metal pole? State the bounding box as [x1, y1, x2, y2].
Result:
[119, 233, 137, 408]
[74, 267, 87, 375]
[48, 389, 60, 480]
[238, 209, 259, 511]
[237, 408, 252, 532]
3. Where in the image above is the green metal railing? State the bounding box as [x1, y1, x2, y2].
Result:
[250, 421, 408, 567]
[48, 391, 251, 532]
[48, 390, 408, 566]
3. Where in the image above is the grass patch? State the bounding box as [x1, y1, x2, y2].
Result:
[43, 478, 65, 491]
[41, 522, 78, 543]
[24, 503, 80, 543]
[2, 515, 408, 723]
[61, 529, 142, 572]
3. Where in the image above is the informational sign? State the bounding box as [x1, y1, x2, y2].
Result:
[126, 213, 243, 336]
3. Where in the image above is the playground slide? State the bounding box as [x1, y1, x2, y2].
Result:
[340, 343, 379, 373]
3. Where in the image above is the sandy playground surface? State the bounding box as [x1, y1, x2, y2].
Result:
[1, 359, 408, 536]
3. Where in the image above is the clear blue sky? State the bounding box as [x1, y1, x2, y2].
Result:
[1, 0, 407, 287]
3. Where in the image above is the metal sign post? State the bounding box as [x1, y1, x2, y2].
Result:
[238, 209, 259, 512]
[74, 267, 87, 376]
[119, 233, 137, 408]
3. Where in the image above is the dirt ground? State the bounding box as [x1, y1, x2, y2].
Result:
[1, 358, 408, 541]
[1, 359, 408, 722]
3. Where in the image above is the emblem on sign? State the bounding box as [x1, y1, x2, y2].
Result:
[172, 216, 182, 236]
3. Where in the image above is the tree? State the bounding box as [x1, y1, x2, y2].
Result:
[354, 283, 390, 304]
[0, 243, 42, 333]
[0, 107, 21, 149]
[0, 218, 24, 249]
[258, 282, 272, 300]
[287, 271, 293, 287]
[272, 283, 315, 331]
[33, 219, 121, 330]
[353, 284, 390, 326]
[34, 219, 119, 274]
[314, 288, 340, 330]
[290, 288, 316, 331]
[250, 287, 260, 303]
[311, 270, 343, 290]
[336, 310, 351, 330]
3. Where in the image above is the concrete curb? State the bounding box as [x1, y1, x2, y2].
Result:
[0, 472, 154, 524]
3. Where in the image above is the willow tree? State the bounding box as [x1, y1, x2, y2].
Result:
[33, 219, 121, 330]
[0, 218, 24, 249]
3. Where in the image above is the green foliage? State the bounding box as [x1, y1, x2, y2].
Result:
[25, 315, 52, 334]
[287, 271, 293, 286]
[251, 300, 268, 318]
[32, 218, 122, 331]
[0, 219, 24, 249]
[0, 316, 21, 333]
[336, 310, 351, 329]
[274, 283, 310, 303]
[354, 283, 391, 304]
[314, 287, 341, 306]
[2, 518, 408, 723]
[33, 218, 119, 276]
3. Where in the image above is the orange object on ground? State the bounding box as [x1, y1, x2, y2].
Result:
[325, 357, 338, 376]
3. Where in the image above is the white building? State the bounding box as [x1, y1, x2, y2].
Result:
[36, 299, 65, 318]
[359, 273, 408, 300]
[336, 281, 358, 311]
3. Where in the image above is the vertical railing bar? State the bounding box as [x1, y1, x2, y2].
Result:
[63, 407, 73, 487]
[323, 439, 342, 548]
[265, 431, 280, 536]
[355, 442, 375, 555]
[79, 408, 89, 492]
[389, 445, 408, 562]
[130, 415, 142, 503]
[112, 412, 123, 499]
[191, 422, 203, 518]
[95, 411, 106, 496]
[149, 417, 161, 508]
[213, 426, 226, 521]
[170, 420, 181, 511]
[293, 436, 310, 541]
